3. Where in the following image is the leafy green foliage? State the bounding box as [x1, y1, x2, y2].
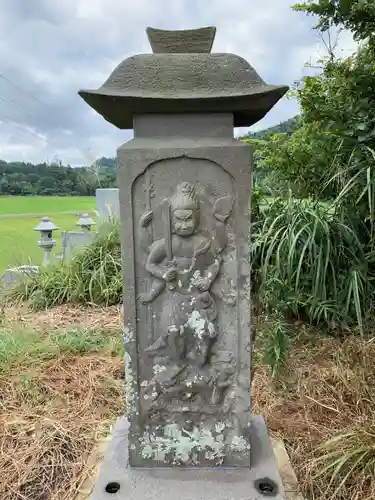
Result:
[293, 0, 375, 43]
[255, 124, 338, 200]
[250, 0, 375, 337]
[0, 157, 116, 196]
[262, 311, 293, 376]
[253, 195, 367, 331]
[241, 117, 301, 193]
[258, 44, 375, 204]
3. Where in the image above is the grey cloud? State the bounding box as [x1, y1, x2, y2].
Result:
[1, 0, 80, 27]
[0, 0, 331, 165]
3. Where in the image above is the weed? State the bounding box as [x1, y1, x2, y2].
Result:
[261, 311, 293, 376]
[312, 428, 375, 499]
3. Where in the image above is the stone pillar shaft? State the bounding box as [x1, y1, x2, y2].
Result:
[118, 113, 252, 467]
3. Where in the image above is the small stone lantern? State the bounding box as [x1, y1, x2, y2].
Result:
[34, 216, 58, 266]
[76, 213, 96, 232]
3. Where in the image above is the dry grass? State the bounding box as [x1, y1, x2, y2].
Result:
[0, 304, 122, 333]
[253, 331, 375, 500]
[0, 305, 124, 500]
[1, 304, 375, 500]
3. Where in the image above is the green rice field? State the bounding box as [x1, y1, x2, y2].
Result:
[0, 196, 96, 272]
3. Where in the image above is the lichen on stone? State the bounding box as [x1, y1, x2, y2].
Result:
[153, 364, 167, 375]
[231, 435, 251, 452]
[124, 351, 136, 415]
[185, 309, 214, 340]
[139, 422, 238, 465]
[123, 325, 134, 344]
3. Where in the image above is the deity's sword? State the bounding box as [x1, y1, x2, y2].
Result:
[162, 199, 177, 291]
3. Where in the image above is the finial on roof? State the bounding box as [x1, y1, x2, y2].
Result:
[146, 26, 216, 54]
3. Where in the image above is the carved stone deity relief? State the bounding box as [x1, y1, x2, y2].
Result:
[132, 156, 240, 418]
[138, 178, 234, 420]
[129, 157, 250, 465]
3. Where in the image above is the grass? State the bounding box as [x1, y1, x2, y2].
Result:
[253, 194, 367, 331]
[0, 305, 124, 500]
[7, 222, 122, 309]
[0, 196, 96, 272]
[261, 311, 293, 376]
[253, 322, 375, 500]
[0, 304, 373, 499]
[0, 328, 122, 374]
[0, 195, 94, 215]
[0, 303, 373, 499]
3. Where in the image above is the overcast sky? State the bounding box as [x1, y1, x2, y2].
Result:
[0, 0, 357, 166]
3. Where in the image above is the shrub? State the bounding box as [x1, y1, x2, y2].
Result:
[252, 193, 369, 333]
[7, 223, 123, 309]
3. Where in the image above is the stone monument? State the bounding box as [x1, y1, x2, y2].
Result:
[96, 188, 120, 226]
[79, 26, 288, 499]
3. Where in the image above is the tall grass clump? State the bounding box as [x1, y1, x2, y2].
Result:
[252, 193, 369, 333]
[7, 222, 122, 309]
[0, 326, 123, 373]
[311, 428, 375, 499]
[261, 311, 293, 376]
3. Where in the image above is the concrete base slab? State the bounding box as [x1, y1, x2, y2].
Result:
[271, 439, 304, 500]
[90, 416, 286, 500]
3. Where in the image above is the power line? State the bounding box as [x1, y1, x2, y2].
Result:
[0, 72, 48, 108]
[0, 95, 49, 149]
[0, 94, 24, 110]
[0, 86, 48, 144]
[0, 93, 46, 122]
[0, 113, 48, 143]
[0, 73, 58, 150]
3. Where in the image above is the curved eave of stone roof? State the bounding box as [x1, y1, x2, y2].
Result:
[78, 87, 288, 129]
[79, 81, 287, 100]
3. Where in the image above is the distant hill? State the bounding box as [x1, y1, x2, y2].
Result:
[0, 159, 116, 196]
[95, 116, 301, 171]
[97, 157, 116, 169]
[241, 116, 300, 140]
[0, 118, 299, 196]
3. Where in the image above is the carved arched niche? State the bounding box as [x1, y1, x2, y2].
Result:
[132, 156, 241, 427]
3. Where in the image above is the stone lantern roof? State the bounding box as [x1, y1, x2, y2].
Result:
[33, 216, 58, 232]
[76, 213, 96, 229]
[78, 26, 288, 129]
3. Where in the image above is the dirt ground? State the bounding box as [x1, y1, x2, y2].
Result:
[1, 305, 374, 500]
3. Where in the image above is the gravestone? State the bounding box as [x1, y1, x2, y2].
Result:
[79, 26, 288, 499]
[60, 231, 94, 261]
[96, 188, 120, 226]
[1, 265, 40, 290]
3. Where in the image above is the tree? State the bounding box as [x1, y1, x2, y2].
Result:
[257, 0, 375, 205]
[252, 0, 375, 332]
[293, 0, 375, 43]
[0, 157, 118, 196]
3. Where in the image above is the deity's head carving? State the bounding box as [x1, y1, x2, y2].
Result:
[170, 182, 200, 237]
